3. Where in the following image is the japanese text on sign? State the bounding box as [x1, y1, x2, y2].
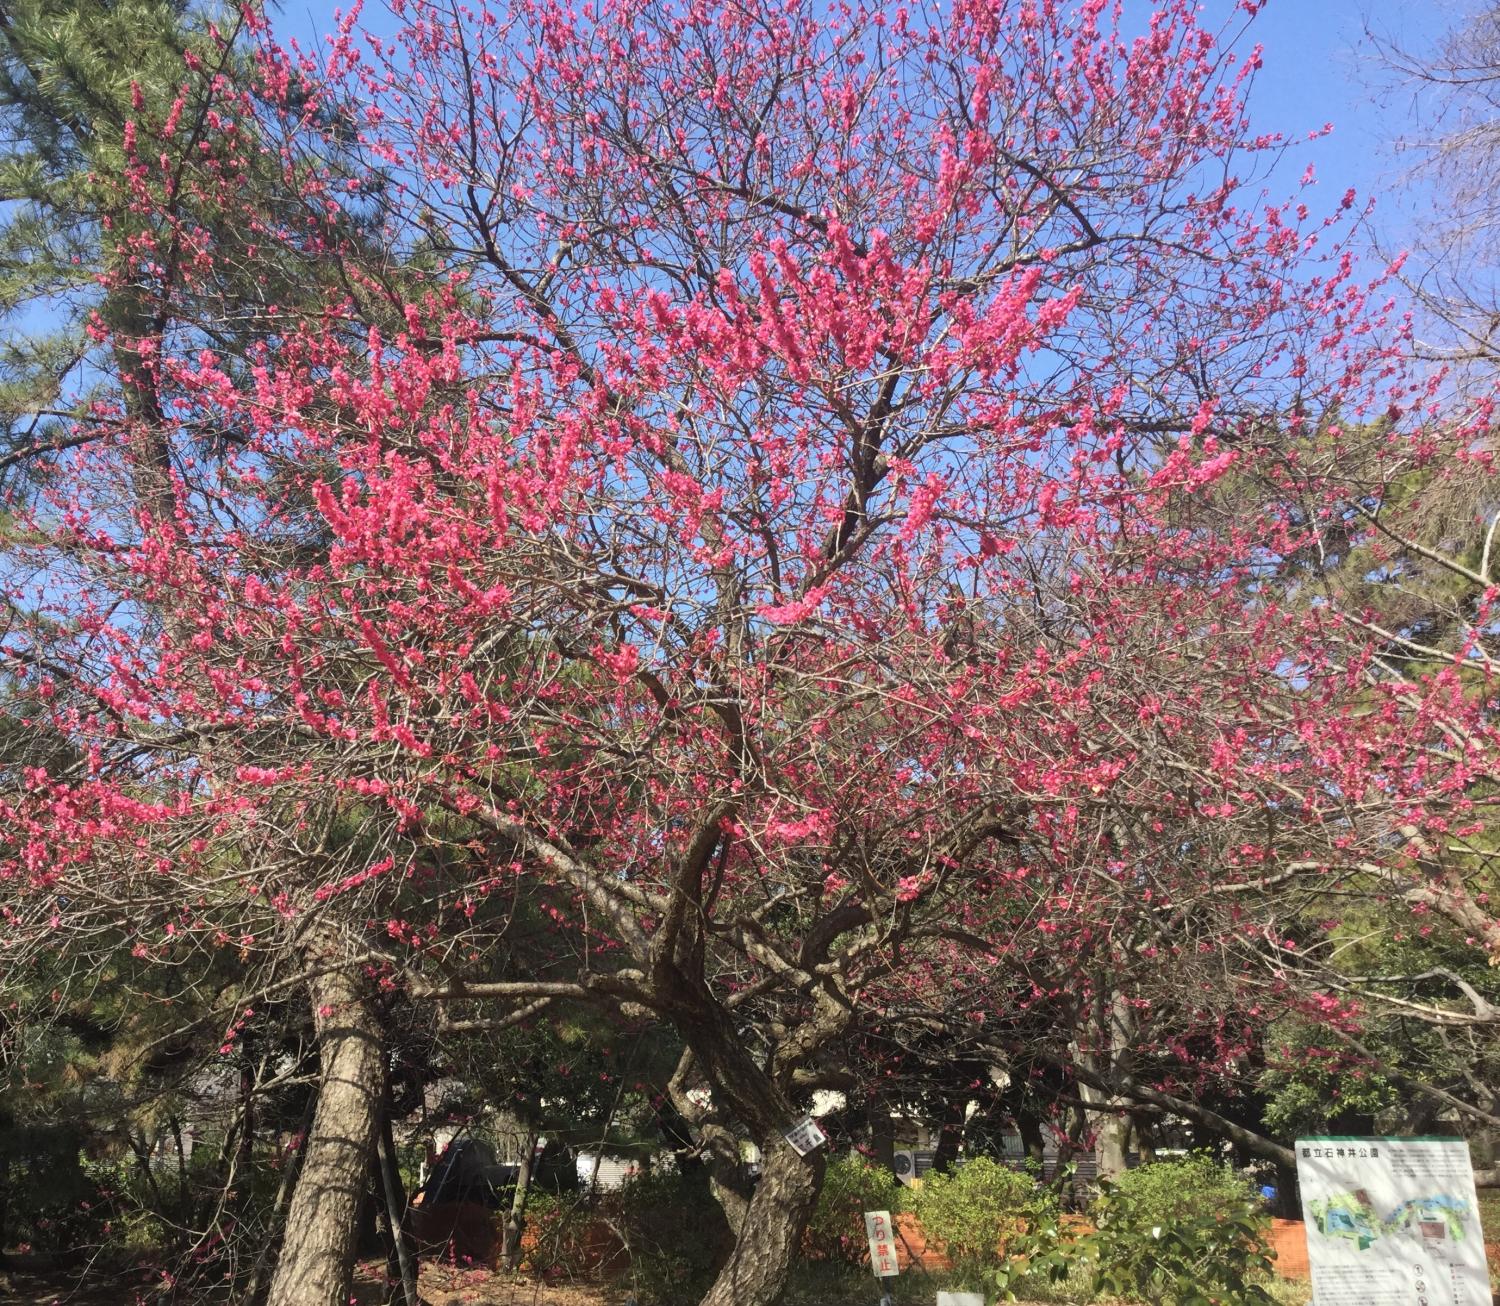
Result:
[864, 1209, 900, 1277]
[1295, 1136, 1489, 1306]
[781, 1115, 828, 1156]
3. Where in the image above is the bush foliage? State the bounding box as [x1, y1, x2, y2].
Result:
[1093, 1152, 1265, 1232]
[611, 1166, 732, 1306]
[804, 1153, 907, 1265]
[910, 1157, 1046, 1276]
[994, 1155, 1276, 1306]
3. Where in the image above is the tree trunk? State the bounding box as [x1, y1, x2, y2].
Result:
[1091, 1109, 1129, 1181]
[931, 1110, 964, 1174]
[655, 965, 841, 1306]
[661, 1007, 827, 1306]
[240, 1090, 317, 1306]
[585, 1146, 604, 1206]
[1017, 1111, 1045, 1167]
[377, 1106, 420, 1306]
[1075, 986, 1134, 1182]
[170, 1114, 190, 1202]
[867, 1114, 896, 1175]
[266, 958, 383, 1306]
[500, 1133, 536, 1271]
[1131, 1111, 1156, 1164]
[1273, 1159, 1299, 1219]
[698, 1139, 823, 1306]
[675, 1116, 753, 1239]
[239, 1039, 256, 1175]
[127, 1129, 172, 1238]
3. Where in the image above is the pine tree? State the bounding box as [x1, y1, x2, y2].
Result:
[0, 1, 212, 490]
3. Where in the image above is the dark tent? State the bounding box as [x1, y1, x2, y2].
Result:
[415, 1137, 518, 1209]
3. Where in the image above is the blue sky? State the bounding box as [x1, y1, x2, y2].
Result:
[1241, 1, 1446, 242]
[277, 0, 1451, 243]
[1250, 0, 1394, 175]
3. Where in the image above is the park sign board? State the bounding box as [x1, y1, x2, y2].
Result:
[1295, 1136, 1490, 1305]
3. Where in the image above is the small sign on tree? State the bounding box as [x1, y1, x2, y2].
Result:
[781, 1115, 829, 1156]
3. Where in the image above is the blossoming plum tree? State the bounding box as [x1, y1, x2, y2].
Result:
[3, 1, 1498, 1304]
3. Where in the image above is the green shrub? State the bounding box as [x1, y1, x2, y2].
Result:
[608, 1166, 731, 1306]
[0, 1122, 110, 1256]
[805, 1153, 906, 1265]
[1082, 1155, 1275, 1306]
[521, 1190, 599, 1278]
[1095, 1152, 1263, 1229]
[911, 1157, 1044, 1279]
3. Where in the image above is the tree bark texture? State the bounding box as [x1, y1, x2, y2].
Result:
[267, 956, 383, 1306]
[1090, 1108, 1130, 1181]
[377, 1107, 420, 1306]
[500, 1133, 536, 1271]
[659, 976, 831, 1306]
[1076, 986, 1135, 1181]
[698, 1139, 823, 1306]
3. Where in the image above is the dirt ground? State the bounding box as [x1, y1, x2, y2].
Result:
[0, 1260, 627, 1306]
[361, 1262, 627, 1306]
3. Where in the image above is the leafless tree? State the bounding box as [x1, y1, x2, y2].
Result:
[1371, 3, 1500, 380]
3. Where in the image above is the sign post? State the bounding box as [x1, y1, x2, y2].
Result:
[1295, 1136, 1490, 1305]
[863, 1208, 899, 1306]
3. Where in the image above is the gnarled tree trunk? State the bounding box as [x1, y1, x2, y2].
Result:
[699, 1138, 824, 1306]
[267, 952, 383, 1306]
[660, 982, 833, 1306]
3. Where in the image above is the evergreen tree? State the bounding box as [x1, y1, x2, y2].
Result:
[0, 1, 208, 490]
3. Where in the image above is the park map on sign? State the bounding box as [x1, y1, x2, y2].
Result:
[1310, 1190, 1472, 1252]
